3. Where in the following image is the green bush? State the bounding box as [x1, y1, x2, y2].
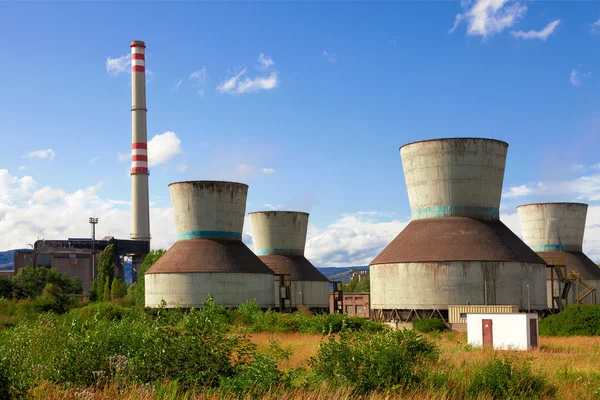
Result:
[0, 277, 13, 300]
[309, 328, 438, 393]
[468, 357, 554, 399]
[539, 305, 600, 336]
[12, 267, 82, 300]
[412, 318, 447, 333]
[0, 357, 9, 400]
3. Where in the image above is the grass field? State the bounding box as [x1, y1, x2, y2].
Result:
[25, 331, 600, 400]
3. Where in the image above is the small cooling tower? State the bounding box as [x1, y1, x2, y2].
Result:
[370, 138, 547, 322]
[248, 211, 329, 311]
[145, 181, 275, 308]
[518, 203, 600, 306]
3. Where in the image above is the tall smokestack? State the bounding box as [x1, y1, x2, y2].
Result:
[130, 40, 150, 241]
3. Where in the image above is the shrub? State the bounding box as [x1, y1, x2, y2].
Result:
[0, 357, 9, 400]
[413, 318, 447, 333]
[0, 277, 13, 300]
[539, 305, 600, 336]
[468, 357, 554, 399]
[12, 267, 82, 300]
[309, 328, 438, 393]
[31, 283, 74, 314]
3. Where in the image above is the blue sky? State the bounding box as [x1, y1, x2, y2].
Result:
[1, 1, 600, 265]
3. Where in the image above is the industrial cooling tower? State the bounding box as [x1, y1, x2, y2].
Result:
[145, 181, 275, 308]
[370, 138, 547, 322]
[518, 203, 600, 306]
[248, 211, 329, 311]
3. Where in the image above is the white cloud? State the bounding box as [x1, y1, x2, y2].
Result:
[176, 163, 187, 172]
[147, 131, 183, 167]
[0, 170, 176, 251]
[511, 19, 560, 41]
[25, 149, 55, 161]
[106, 55, 130, 76]
[19, 166, 25, 171]
[322, 49, 337, 63]
[570, 164, 585, 173]
[258, 54, 274, 70]
[503, 170, 600, 201]
[217, 68, 279, 95]
[173, 80, 183, 91]
[264, 203, 284, 211]
[189, 68, 208, 95]
[450, 0, 527, 39]
[89, 156, 100, 164]
[262, 168, 275, 174]
[570, 66, 591, 87]
[117, 153, 129, 162]
[590, 18, 600, 34]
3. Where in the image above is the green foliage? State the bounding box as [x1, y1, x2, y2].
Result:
[343, 275, 370, 293]
[220, 339, 293, 397]
[0, 357, 9, 400]
[539, 305, 600, 336]
[110, 278, 127, 300]
[12, 266, 82, 300]
[92, 244, 116, 302]
[128, 249, 166, 307]
[0, 277, 13, 299]
[30, 283, 74, 314]
[231, 300, 386, 334]
[468, 357, 554, 399]
[309, 328, 438, 393]
[412, 317, 448, 333]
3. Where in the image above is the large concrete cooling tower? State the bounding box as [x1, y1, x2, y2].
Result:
[370, 138, 547, 322]
[145, 181, 275, 308]
[518, 203, 600, 306]
[248, 211, 329, 311]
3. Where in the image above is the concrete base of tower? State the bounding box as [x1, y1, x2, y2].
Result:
[370, 261, 547, 311]
[273, 280, 329, 310]
[145, 272, 275, 308]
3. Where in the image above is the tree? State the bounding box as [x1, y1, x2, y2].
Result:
[0, 276, 13, 299]
[12, 266, 82, 299]
[127, 249, 166, 307]
[343, 275, 370, 293]
[111, 278, 128, 300]
[91, 244, 116, 302]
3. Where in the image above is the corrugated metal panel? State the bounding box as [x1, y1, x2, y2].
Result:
[448, 305, 519, 324]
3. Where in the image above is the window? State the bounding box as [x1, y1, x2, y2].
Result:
[346, 305, 355, 314]
[460, 313, 467, 319]
[355, 297, 363, 301]
[346, 297, 353, 301]
[356, 305, 365, 315]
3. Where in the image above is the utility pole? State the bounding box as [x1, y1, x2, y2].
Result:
[89, 217, 99, 282]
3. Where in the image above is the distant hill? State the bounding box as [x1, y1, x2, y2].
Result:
[317, 266, 369, 282]
[0, 249, 31, 271]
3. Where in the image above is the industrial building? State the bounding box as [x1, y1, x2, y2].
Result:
[518, 202, 600, 308]
[145, 181, 276, 308]
[370, 138, 548, 322]
[10, 40, 152, 292]
[248, 211, 329, 311]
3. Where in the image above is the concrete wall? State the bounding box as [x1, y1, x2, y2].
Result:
[370, 261, 547, 311]
[169, 181, 247, 241]
[467, 313, 538, 350]
[273, 280, 329, 309]
[400, 138, 507, 220]
[518, 203, 587, 252]
[146, 272, 274, 308]
[249, 212, 308, 256]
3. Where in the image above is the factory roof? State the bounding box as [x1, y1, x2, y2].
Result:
[146, 239, 274, 275]
[259, 255, 329, 282]
[370, 217, 546, 265]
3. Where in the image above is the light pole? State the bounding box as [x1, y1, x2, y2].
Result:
[89, 217, 99, 282]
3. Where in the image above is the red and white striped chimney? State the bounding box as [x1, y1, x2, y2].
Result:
[130, 40, 151, 240]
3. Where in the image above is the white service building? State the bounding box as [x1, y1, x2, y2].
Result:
[467, 313, 539, 351]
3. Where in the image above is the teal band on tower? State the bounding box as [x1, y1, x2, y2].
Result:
[177, 231, 241, 241]
[411, 206, 499, 220]
[529, 244, 582, 252]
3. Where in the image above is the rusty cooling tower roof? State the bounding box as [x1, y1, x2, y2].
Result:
[146, 239, 274, 275]
[259, 255, 329, 282]
[538, 251, 600, 280]
[400, 137, 509, 150]
[371, 217, 546, 265]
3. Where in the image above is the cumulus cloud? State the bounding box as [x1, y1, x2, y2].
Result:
[511, 19, 560, 41]
[24, 149, 55, 161]
[322, 49, 337, 63]
[147, 132, 183, 167]
[262, 168, 275, 174]
[450, 0, 527, 38]
[217, 68, 278, 95]
[590, 18, 600, 34]
[0, 169, 176, 251]
[106, 55, 130, 76]
[258, 54, 274, 70]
